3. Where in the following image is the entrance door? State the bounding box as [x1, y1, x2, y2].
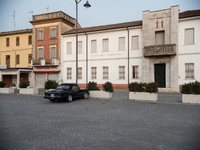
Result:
[155, 64, 166, 88]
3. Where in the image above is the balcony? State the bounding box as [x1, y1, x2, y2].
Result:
[32, 59, 59, 66]
[144, 44, 176, 57]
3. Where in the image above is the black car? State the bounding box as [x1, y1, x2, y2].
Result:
[44, 83, 89, 102]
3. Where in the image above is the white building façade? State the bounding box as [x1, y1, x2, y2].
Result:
[61, 6, 200, 92]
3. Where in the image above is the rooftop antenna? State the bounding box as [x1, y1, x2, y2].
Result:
[28, 11, 33, 21]
[12, 10, 16, 30]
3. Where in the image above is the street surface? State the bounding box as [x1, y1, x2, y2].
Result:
[0, 93, 200, 150]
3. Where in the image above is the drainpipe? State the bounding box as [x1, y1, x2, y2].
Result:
[85, 32, 88, 86]
[127, 27, 130, 87]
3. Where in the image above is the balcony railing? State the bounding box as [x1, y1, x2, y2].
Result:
[32, 59, 59, 66]
[144, 44, 176, 57]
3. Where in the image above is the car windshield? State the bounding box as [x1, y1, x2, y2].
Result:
[56, 85, 70, 90]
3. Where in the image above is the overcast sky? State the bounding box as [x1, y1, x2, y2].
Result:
[0, 0, 199, 32]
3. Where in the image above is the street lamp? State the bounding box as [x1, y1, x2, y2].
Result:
[75, 0, 91, 85]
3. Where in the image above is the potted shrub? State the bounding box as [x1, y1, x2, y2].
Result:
[19, 81, 38, 95]
[87, 81, 113, 98]
[45, 80, 58, 91]
[0, 81, 15, 94]
[181, 81, 200, 104]
[129, 82, 158, 101]
[9, 83, 16, 88]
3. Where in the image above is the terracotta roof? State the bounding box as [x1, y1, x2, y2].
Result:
[0, 28, 32, 36]
[179, 9, 200, 19]
[62, 20, 142, 35]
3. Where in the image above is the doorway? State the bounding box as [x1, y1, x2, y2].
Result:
[154, 64, 166, 88]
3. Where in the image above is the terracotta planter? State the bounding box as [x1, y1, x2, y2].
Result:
[182, 94, 200, 104]
[0, 88, 15, 94]
[129, 92, 158, 101]
[89, 90, 112, 98]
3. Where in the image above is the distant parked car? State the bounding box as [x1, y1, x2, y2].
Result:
[44, 83, 89, 102]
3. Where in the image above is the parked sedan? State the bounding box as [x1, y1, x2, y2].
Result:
[44, 83, 89, 102]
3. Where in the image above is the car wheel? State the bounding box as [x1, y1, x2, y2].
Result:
[83, 93, 89, 99]
[67, 95, 73, 102]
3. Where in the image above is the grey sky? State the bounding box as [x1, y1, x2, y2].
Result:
[0, 0, 199, 32]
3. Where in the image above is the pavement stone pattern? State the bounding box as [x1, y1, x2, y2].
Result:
[0, 93, 200, 150]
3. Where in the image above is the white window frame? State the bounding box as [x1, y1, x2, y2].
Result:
[132, 66, 139, 79]
[67, 42, 72, 55]
[67, 68, 72, 79]
[119, 37, 125, 51]
[185, 63, 194, 79]
[91, 40, 97, 53]
[91, 67, 97, 79]
[50, 27, 56, 39]
[102, 39, 109, 52]
[119, 66, 125, 79]
[103, 66, 109, 79]
[38, 46, 44, 59]
[50, 45, 56, 59]
[131, 36, 139, 50]
[38, 28, 44, 40]
[185, 28, 194, 45]
[78, 41, 82, 54]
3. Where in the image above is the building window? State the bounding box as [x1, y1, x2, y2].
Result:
[50, 27, 56, 39]
[119, 66, 125, 79]
[78, 41, 82, 54]
[185, 63, 194, 79]
[103, 67, 109, 79]
[6, 38, 9, 47]
[38, 28, 44, 40]
[28, 54, 32, 64]
[67, 68, 72, 79]
[91, 40, 97, 53]
[155, 31, 165, 45]
[119, 37, 125, 51]
[78, 67, 82, 79]
[28, 35, 32, 45]
[16, 37, 20, 46]
[67, 42, 72, 54]
[102, 39, 109, 52]
[132, 36, 139, 50]
[38, 48, 43, 59]
[185, 28, 194, 45]
[51, 46, 56, 58]
[16, 55, 20, 64]
[91, 67, 97, 79]
[132, 66, 139, 79]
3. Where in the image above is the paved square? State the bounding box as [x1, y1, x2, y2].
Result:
[0, 93, 200, 150]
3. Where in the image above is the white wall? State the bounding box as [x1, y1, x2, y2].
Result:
[61, 27, 143, 85]
[178, 18, 200, 85]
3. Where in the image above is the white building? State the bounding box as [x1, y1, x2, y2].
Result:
[61, 6, 200, 92]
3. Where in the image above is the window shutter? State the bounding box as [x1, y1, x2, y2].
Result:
[155, 31, 165, 45]
[51, 47, 56, 58]
[185, 28, 194, 45]
[132, 36, 139, 50]
[91, 40, 97, 53]
[119, 37, 125, 51]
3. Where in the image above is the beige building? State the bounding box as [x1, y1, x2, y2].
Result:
[0, 29, 33, 88]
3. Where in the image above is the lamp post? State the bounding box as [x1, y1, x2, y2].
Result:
[75, 0, 91, 85]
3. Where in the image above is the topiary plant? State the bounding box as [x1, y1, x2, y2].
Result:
[103, 81, 113, 92]
[20, 81, 30, 88]
[87, 81, 100, 91]
[0, 81, 6, 88]
[44, 80, 58, 90]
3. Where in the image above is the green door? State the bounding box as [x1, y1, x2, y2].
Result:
[154, 64, 166, 88]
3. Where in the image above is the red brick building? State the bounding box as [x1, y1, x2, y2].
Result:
[30, 11, 78, 88]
